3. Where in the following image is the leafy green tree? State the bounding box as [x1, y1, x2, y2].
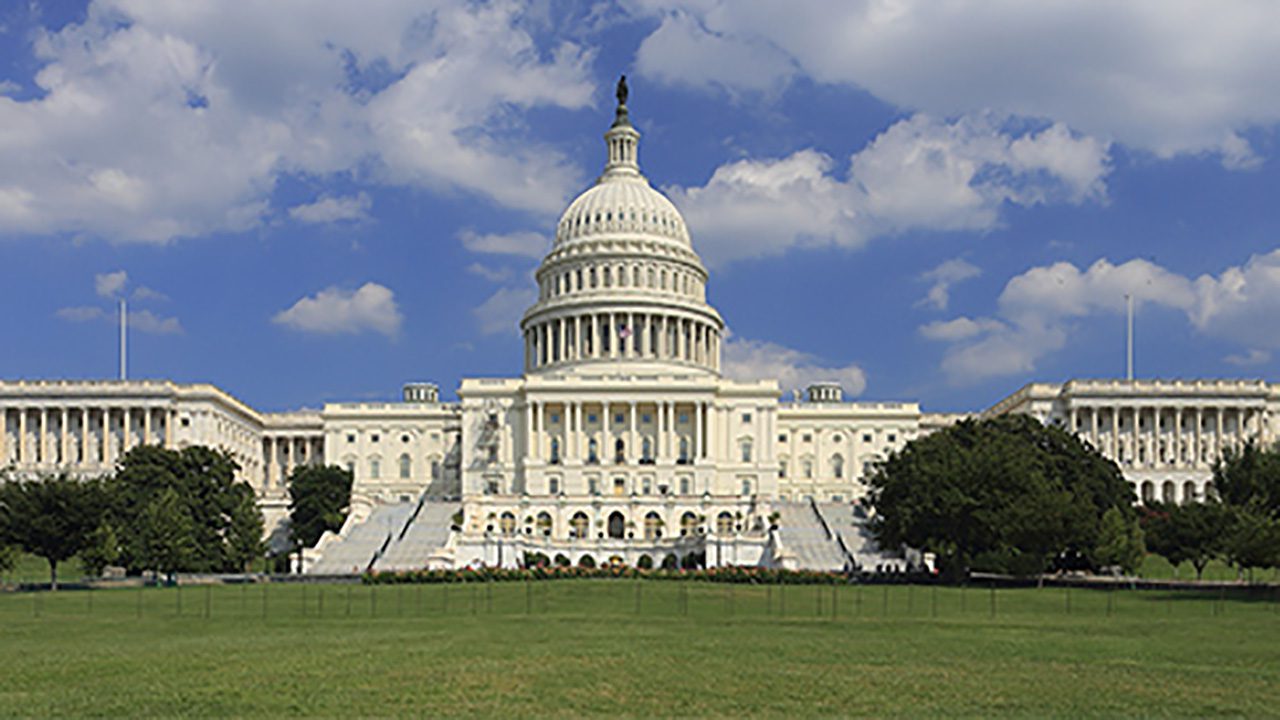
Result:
[133, 488, 197, 580]
[80, 522, 121, 577]
[225, 486, 265, 572]
[0, 542, 16, 578]
[1140, 502, 1229, 580]
[1091, 507, 1146, 574]
[1211, 444, 1280, 578]
[109, 445, 264, 574]
[287, 465, 353, 552]
[868, 414, 1134, 579]
[0, 474, 106, 589]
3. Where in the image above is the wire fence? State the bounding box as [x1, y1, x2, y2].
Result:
[1, 579, 1276, 626]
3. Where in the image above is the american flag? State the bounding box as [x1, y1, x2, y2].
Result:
[617, 324, 632, 339]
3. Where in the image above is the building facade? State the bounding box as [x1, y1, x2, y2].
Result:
[2, 88, 1278, 570]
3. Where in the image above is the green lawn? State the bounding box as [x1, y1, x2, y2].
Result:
[0, 580, 1277, 717]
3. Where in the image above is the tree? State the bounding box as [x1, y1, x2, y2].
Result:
[1210, 444, 1280, 578]
[133, 488, 197, 580]
[0, 474, 106, 589]
[109, 445, 264, 575]
[1140, 502, 1229, 580]
[80, 522, 121, 578]
[1091, 507, 1145, 575]
[867, 414, 1134, 580]
[288, 465, 353, 552]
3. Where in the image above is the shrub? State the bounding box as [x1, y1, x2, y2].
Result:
[637, 554, 654, 569]
[578, 555, 597, 569]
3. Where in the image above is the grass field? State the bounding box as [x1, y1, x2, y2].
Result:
[1, 580, 1278, 717]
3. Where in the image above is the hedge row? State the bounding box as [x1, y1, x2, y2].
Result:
[363, 565, 859, 586]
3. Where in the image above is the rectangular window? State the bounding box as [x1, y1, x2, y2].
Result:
[778, 434, 786, 442]
[549, 478, 560, 495]
[371, 434, 379, 443]
[803, 434, 812, 443]
[589, 478, 599, 495]
[587, 414, 598, 424]
[641, 414, 652, 424]
[887, 434, 896, 443]
[614, 413, 624, 425]
[742, 413, 752, 424]
[862, 434, 872, 443]
[347, 434, 355, 443]
[678, 413, 689, 424]
[550, 413, 561, 424]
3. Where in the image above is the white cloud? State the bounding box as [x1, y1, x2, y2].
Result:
[0, 1, 595, 243]
[466, 263, 513, 283]
[1226, 349, 1271, 367]
[131, 286, 168, 302]
[273, 282, 402, 337]
[288, 193, 371, 224]
[918, 258, 981, 311]
[56, 306, 105, 322]
[668, 114, 1110, 266]
[722, 336, 866, 398]
[458, 229, 548, 258]
[127, 309, 182, 334]
[473, 286, 535, 336]
[631, 1, 1280, 164]
[925, 250, 1280, 384]
[55, 304, 180, 334]
[918, 316, 1004, 342]
[94, 270, 127, 298]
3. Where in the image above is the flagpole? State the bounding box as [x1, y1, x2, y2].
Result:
[1125, 293, 1133, 382]
[120, 297, 127, 381]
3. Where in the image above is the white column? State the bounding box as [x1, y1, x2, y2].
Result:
[1090, 406, 1099, 448]
[101, 409, 111, 466]
[1195, 407, 1203, 467]
[706, 402, 717, 462]
[165, 409, 174, 448]
[18, 409, 27, 464]
[629, 402, 637, 461]
[0, 408, 7, 465]
[1173, 407, 1182, 467]
[694, 401, 703, 460]
[38, 408, 47, 466]
[1215, 407, 1224, 461]
[144, 407, 153, 447]
[1152, 407, 1161, 466]
[59, 408, 69, 465]
[80, 408, 90, 465]
[602, 401, 611, 461]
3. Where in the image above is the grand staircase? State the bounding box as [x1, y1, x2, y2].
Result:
[306, 502, 418, 575]
[772, 500, 849, 571]
[815, 502, 901, 571]
[373, 500, 460, 571]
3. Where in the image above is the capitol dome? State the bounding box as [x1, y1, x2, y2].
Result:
[521, 77, 724, 376]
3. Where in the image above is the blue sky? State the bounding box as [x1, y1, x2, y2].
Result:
[3, 1, 1280, 413]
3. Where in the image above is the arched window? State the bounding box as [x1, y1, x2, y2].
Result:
[634, 267, 641, 286]
[831, 453, 844, 479]
[648, 268, 655, 287]
[430, 458, 441, 480]
[615, 438, 625, 464]
[588, 438, 599, 464]
[642, 437, 653, 462]
[716, 511, 734, 535]
[607, 511, 625, 539]
[1162, 481, 1176, 503]
[802, 458, 813, 479]
[678, 437, 690, 463]
[550, 438, 561, 464]
[778, 458, 788, 478]
[537, 511, 553, 536]
[1182, 481, 1197, 504]
[679, 477, 690, 495]
[398, 453, 411, 479]
[1141, 481, 1155, 503]
[590, 267, 597, 288]
[680, 511, 698, 536]
[741, 479, 752, 496]
[500, 512, 517, 536]
[369, 457, 381, 479]
[571, 512, 589, 538]
[740, 438, 753, 463]
[644, 511, 662, 539]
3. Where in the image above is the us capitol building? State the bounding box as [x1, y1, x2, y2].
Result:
[2, 84, 1277, 573]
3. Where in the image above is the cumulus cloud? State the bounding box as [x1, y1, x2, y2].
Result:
[0, 1, 594, 243]
[632, 0, 1280, 164]
[722, 337, 866, 398]
[273, 282, 402, 337]
[668, 114, 1110, 266]
[918, 258, 981, 311]
[458, 229, 549, 258]
[473, 286, 535, 336]
[94, 270, 128, 298]
[288, 193, 371, 224]
[466, 263, 513, 283]
[924, 249, 1280, 384]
